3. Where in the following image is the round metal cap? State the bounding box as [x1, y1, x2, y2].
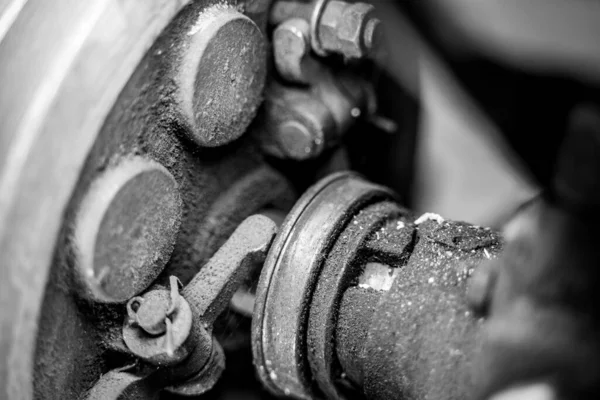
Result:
[179, 6, 267, 147]
[73, 157, 182, 303]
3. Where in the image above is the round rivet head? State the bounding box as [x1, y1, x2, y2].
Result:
[73, 157, 182, 303]
[277, 120, 320, 160]
[123, 289, 194, 366]
[127, 295, 169, 336]
[179, 6, 267, 147]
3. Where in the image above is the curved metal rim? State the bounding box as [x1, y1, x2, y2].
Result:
[310, 0, 329, 57]
[0, 1, 193, 396]
[251, 172, 397, 398]
[252, 172, 352, 398]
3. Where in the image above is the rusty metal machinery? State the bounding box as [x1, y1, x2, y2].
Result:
[0, 0, 406, 398]
[252, 172, 501, 400]
[4, 0, 596, 399]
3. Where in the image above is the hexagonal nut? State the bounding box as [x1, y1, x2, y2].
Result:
[260, 85, 336, 160]
[319, 1, 378, 59]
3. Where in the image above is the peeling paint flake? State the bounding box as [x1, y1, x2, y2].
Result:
[415, 212, 444, 225]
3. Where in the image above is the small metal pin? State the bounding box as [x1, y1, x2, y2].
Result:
[167, 276, 182, 316]
[164, 318, 175, 357]
[126, 297, 145, 325]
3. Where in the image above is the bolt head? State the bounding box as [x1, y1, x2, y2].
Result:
[273, 18, 311, 83]
[319, 2, 378, 59]
[261, 84, 335, 161]
[277, 120, 319, 160]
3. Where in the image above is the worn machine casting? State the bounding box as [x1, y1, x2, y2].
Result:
[3, 0, 598, 399]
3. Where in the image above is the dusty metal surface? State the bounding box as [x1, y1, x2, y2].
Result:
[359, 219, 501, 400]
[182, 215, 277, 326]
[73, 157, 182, 303]
[306, 200, 407, 400]
[335, 285, 380, 388]
[170, 214, 277, 396]
[177, 5, 267, 147]
[177, 165, 296, 283]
